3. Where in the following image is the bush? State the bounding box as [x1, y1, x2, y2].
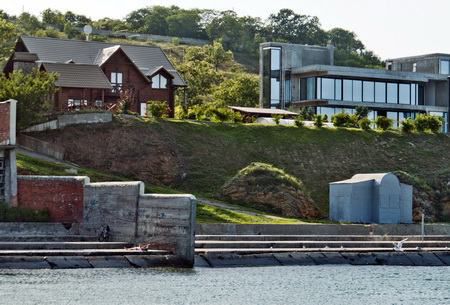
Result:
[323, 114, 328, 122]
[299, 106, 315, 120]
[0, 202, 50, 222]
[401, 118, 415, 133]
[347, 114, 360, 128]
[175, 105, 188, 119]
[272, 114, 283, 125]
[415, 114, 443, 133]
[355, 106, 369, 119]
[359, 117, 371, 130]
[375, 116, 393, 131]
[294, 116, 304, 127]
[332, 112, 351, 127]
[314, 115, 323, 128]
[147, 101, 169, 118]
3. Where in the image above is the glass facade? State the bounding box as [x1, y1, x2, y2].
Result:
[262, 47, 282, 108]
[440, 59, 450, 75]
[310, 77, 419, 105]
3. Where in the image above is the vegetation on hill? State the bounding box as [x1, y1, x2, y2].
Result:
[0, 6, 383, 69]
[28, 117, 450, 222]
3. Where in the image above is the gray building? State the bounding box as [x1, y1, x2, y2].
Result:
[329, 173, 412, 224]
[260, 42, 449, 132]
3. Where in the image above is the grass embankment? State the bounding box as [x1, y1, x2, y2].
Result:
[27, 118, 450, 219]
[17, 153, 297, 224]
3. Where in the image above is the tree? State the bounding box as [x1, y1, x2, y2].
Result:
[166, 9, 206, 38]
[41, 9, 65, 31]
[0, 69, 57, 129]
[0, 17, 17, 67]
[93, 18, 128, 32]
[16, 12, 43, 34]
[328, 28, 364, 53]
[212, 73, 259, 107]
[266, 9, 327, 45]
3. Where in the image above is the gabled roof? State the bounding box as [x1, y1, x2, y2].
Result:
[18, 36, 186, 86]
[41, 63, 112, 89]
[93, 45, 121, 66]
[148, 65, 175, 79]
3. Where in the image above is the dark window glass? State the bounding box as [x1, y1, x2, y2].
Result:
[335, 79, 342, 100]
[399, 84, 410, 104]
[307, 77, 316, 100]
[343, 80, 352, 101]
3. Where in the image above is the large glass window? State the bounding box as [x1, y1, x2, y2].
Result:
[321, 78, 335, 100]
[399, 84, 410, 104]
[375, 82, 386, 103]
[387, 83, 398, 104]
[352, 80, 362, 102]
[387, 112, 399, 128]
[335, 79, 342, 100]
[271, 48, 281, 70]
[343, 80, 352, 101]
[271, 78, 280, 105]
[411, 84, 417, 105]
[262, 47, 282, 108]
[111, 72, 123, 92]
[440, 60, 450, 75]
[306, 77, 315, 100]
[363, 81, 374, 102]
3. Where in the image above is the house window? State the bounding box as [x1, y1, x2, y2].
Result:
[111, 72, 123, 92]
[67, 99, 88, 110]
[151, 74, 168, 89]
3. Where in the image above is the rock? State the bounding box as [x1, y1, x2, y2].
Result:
[221, 163, 321, 219]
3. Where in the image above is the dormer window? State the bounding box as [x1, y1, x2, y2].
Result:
[152, 74, 167, 89]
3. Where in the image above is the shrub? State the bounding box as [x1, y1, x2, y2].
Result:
[314, 115, 323, 128]
[232, 112, 243, 123]
[294, 116, 304, 127]
[332, 112, 351, 127]
[175, 105, 188, 119]
[299, 106, 315, 120]
[210, 107, 235, 122]
[375, 116, 393, 131]
[415, 114, 443, 133]
[355, 106, 369, 119]
[401, 118, 415, 133]
[323, 114, 328, 122]
[347, 114, 360, 128]
[272, 114, 283, 125]
[359, 117, 371, 130]
[147, 101, 169, 118]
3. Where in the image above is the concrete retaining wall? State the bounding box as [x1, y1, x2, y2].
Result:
[18, 134, 65, 160]
[24, 112, 112, 132]
[196, 223, 450, 236]
[137, 194, 196, 264]
[18, 176, 88, 223]
[82, 182, 143, 241]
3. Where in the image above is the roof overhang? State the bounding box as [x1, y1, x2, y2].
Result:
[229, 106, 298, 116]
[293, 65, 448, 83]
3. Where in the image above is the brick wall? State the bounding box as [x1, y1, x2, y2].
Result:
[0, 102, 10, 144]
[17, 176, 88, 223]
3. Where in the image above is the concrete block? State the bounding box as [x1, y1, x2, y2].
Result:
[88, 256, 133, 268]
[374, 252, 414, 266]
[308, 252, 348, 265]
[406, 253, 445, 266]
[125, 255, 180, 268]
[344, 253, 378, 265]
[0, 256, 51, 269]
[434, 252, 450, 266]
[46, 256, 92, 269]
[204, 253, 280, 268]
[194, 255, 211, 267]
[273, 252, 315, 266]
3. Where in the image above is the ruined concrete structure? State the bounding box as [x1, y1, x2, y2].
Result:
[329, 173, 413, 224]
[0, 100, 17, 205]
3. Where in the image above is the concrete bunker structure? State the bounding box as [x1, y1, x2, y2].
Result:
[329, 173, 412, 224]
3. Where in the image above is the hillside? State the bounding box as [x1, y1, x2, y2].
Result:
[27, 117, 450, 221]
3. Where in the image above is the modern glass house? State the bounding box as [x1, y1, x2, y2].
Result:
[260, 42, 449, 132]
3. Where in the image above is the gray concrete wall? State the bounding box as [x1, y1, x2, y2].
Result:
[82, 182, 143, 241]
[18, 134, 65, 160]
[137, 194, 196, 265]
[400, 184, 413, 224]
[196, 223, 450, 236]
[57, 112, 112, 128]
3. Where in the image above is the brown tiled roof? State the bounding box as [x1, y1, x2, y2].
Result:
[41, 63, 112, 89]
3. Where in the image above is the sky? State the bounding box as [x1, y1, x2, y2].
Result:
[1, 0, 449, 59]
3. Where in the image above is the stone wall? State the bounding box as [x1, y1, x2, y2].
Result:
[17, 134, 65, 160]
[17, 176, 88, 223]
[24, 112, 112, 133]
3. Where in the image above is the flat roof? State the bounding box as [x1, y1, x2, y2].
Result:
[293, 65, 448, 82]
[229, 106, 298, 116]
[386, 53, 450, 62]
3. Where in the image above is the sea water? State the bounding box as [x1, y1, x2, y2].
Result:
[0, 266, 449, 305]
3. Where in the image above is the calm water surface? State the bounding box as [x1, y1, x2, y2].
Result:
[0, 266, 449, 305]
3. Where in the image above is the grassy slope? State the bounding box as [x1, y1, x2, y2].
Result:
[16, 152, 299, 224]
